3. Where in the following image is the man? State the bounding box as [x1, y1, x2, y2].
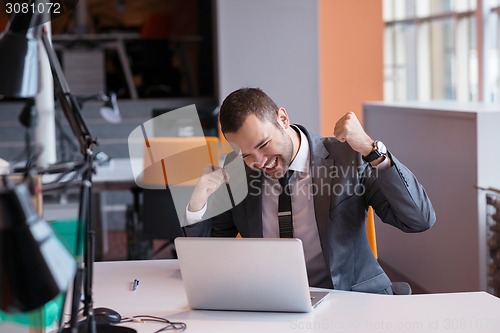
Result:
[185, 87, 435, 294]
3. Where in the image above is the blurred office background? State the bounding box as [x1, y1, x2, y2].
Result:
[1, 0, 500, 296]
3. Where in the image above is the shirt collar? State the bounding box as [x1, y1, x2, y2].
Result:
[288, 125, 310, 174]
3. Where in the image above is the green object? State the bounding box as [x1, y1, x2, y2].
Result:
[0, 294, 65, 329]
[49, 218, 83, 257]
[0, 219, 79, 329]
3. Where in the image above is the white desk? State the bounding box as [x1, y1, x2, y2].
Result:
[42, 158, 142, 259]
[92, 157, 141, 192]
[92, 259, 500, 333]
[41, 158, 140, 203]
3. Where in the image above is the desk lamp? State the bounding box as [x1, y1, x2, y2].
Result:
[99, 92, 122, 124]
[76, 92, 122, 124]
[0, 12, 40, 98]
[0, 6, 135, 333]
[0, 175, 75, 313]
[56, 92, 121, 162]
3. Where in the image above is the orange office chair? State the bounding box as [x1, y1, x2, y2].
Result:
[140, 136, 222, 258]
[366, 206, 412, 295]
[366, 206, 378, 259]
[142, 136, 221, 187]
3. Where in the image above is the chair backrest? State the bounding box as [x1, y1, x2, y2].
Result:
[365, 206, 412, 295]
[140, 136, 221, 242]
[365, 206, 378, 259]
[142, 136, 220, 187]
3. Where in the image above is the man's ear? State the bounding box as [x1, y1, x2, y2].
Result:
[276, 107, 289, 128]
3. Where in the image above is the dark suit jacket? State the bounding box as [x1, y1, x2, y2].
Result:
[186, 125, 436, 293]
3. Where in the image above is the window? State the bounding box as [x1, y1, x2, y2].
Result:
[384, 0, 481, 102]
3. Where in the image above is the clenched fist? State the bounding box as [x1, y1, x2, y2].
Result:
[333, 112, 374, 157]
[188, 165, 230, 212]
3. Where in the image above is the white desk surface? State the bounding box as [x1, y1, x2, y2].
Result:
[41, 157, 140, 192]
[92, 259, 500, 333]
[91, 158, 140, 191]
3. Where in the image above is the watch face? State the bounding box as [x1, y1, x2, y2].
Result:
[375, 140, 387, 155]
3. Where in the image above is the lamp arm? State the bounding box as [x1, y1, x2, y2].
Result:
[40, 28, 96, 156]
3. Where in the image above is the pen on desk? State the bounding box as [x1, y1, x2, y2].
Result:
[132, 279, 139, 291]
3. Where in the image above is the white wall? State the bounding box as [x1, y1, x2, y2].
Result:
[215, 0, 320, 134]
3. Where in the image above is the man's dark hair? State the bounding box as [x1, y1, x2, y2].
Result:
[219, 87, 279, 134]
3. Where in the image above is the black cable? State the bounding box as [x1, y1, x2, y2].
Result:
[41, 161, 90, 192]
[119, 315, 186, 332]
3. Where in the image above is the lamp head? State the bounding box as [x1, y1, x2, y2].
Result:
[0, 177, 75, 313]
[0, 12, 44, 98]
[99, 92, 122, 124]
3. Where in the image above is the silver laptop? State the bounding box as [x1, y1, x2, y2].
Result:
[175, 237, 329, 313]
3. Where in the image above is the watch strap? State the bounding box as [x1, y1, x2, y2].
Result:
[362, 149, 382, 163]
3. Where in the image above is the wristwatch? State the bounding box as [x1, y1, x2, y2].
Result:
[362, 140, 387, 163]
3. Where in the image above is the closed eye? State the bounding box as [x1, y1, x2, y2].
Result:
[241, 138, 271, 159]
[260, 140, 270, 149]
